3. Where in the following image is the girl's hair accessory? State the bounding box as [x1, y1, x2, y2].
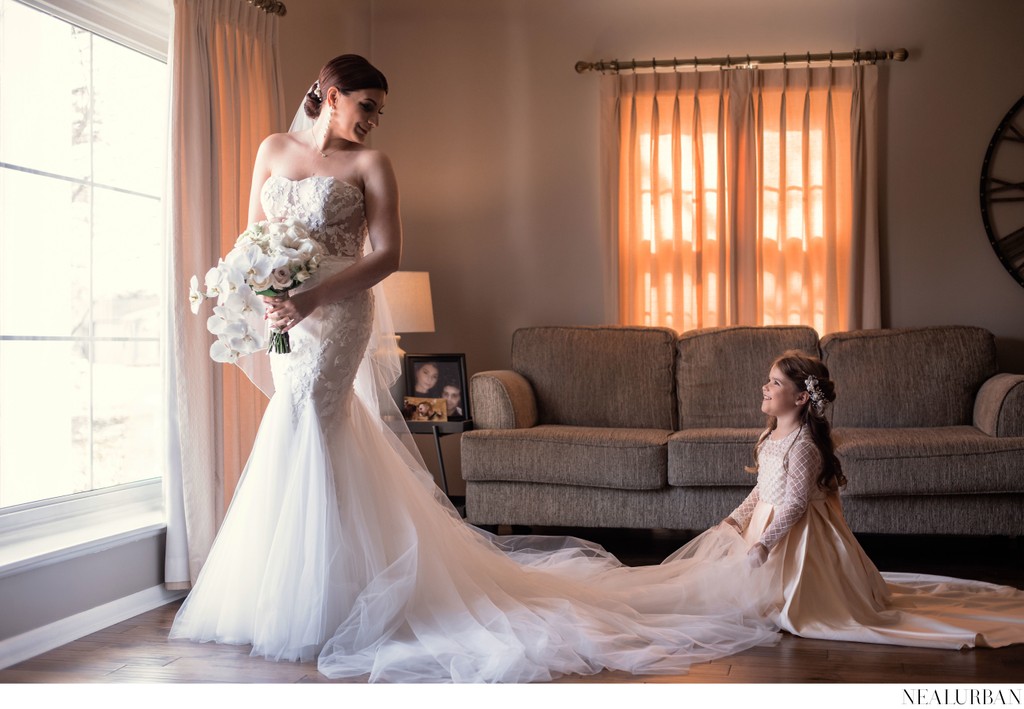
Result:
[804, 375, 827, 415]
[310, 80, 323, 101]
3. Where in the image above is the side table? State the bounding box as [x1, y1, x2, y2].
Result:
[405, 419, 474, 499]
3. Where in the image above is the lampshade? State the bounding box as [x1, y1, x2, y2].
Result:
[381, 271, 435, 333]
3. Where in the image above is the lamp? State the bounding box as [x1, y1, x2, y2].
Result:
[380, 271, 435, 404]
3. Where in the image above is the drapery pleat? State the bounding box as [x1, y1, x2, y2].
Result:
[164, 0, 286, 589]
[605, 65, 880, 335]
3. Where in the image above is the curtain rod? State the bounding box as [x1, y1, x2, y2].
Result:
[575, 48, 908, 74]
[248, 0, 287, 15]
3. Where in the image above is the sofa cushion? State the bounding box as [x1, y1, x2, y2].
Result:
[676, 325, 820, 429]
[821, 326, 998, 428]
[512, 326, 678, 430]
[461, 425, 670, 490]
[835, 426, 1024, 496]
[667, 428, 764, 486]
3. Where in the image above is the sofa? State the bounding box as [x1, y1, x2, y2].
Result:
[460, 325, 1024, 536]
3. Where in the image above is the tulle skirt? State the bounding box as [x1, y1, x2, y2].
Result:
[168, 383, 786, 682]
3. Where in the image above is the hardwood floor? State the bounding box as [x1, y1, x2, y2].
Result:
[1, 529, 1022, 686]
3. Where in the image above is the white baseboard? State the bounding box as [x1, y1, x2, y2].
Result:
[0, 584, 186, 670]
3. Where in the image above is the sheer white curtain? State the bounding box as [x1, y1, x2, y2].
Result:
[604, 64, 880, 334]
[165, 0, 286, 589]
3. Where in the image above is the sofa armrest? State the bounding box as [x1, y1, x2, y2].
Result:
[469, 370, 538, 430]
[974, 373, 1024, 437]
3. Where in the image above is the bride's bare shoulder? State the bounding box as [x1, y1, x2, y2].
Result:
[354, 148, 394, 175]
[258, 131, 306, 157]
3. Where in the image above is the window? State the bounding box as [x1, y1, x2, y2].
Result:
[0, 0, 167, 511]
[611, 66, 879, 335]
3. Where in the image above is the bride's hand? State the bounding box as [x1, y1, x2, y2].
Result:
[264, 291, 318, 332]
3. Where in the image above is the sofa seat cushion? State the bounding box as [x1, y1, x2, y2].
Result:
[462, 425, 670, 490]
[667, 428, 764, 486]
[835, 427, 1024, 496]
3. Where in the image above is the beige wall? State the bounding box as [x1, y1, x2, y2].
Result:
[279, 0, 372, 115]
[280, 0, 1024, 489]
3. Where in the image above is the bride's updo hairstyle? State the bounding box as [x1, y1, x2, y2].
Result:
[302, 54, 389, 119]
[751, 350, 846, 491]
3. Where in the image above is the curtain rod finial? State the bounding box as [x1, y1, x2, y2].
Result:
[892, 48, 909, 61]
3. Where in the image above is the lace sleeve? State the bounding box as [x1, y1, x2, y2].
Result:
[758, 436, 822, 550]
[728, 483, 760, 529]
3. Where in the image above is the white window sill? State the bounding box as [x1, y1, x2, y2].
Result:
[0, 480, 165, 579]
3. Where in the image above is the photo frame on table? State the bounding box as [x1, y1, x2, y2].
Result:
[403, 396, 448, 422]
[404, 354, 470, 421]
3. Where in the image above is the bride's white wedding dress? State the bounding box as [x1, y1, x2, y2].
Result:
[167, 174, 781, 682]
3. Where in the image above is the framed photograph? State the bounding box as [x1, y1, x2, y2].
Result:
[405, 354, 470, 421]
[402, 396, 448, 422]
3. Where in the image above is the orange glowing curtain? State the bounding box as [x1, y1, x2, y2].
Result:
[608, 64, 880, 334]
[167, 0, 286, 587]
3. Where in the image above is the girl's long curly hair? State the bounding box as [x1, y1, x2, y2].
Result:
[748, 350, 846, 491]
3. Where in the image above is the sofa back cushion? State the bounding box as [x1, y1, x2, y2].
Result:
[676, 326, 821, 429]
[821, 326, 997, 428]
[512, 326, 677, 429]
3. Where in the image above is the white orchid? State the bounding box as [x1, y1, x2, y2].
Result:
[207, 305, 243, 338]
[207, 306, 262, 361]
[216, 265, 249, 301]
[188, 275, 206, 314]
[225, 243, 278, 292]
[204, 265, 225, 300]
[210, 337, 252, 364]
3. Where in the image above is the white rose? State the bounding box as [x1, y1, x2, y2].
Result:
[272, 247, 300, 266]
[271, 266, 293, 291]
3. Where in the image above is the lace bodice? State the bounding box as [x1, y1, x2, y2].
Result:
[728, 427, 826, 550]
[260, 175, 368, 257]
[260, 174, 374, 423]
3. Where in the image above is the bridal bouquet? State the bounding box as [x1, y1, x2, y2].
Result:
[188, 218, 322, 361]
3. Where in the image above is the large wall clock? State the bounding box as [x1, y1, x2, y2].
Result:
[980, 95, 1024, 288]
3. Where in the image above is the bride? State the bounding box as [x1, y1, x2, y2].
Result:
[168, 53, 780, 683]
